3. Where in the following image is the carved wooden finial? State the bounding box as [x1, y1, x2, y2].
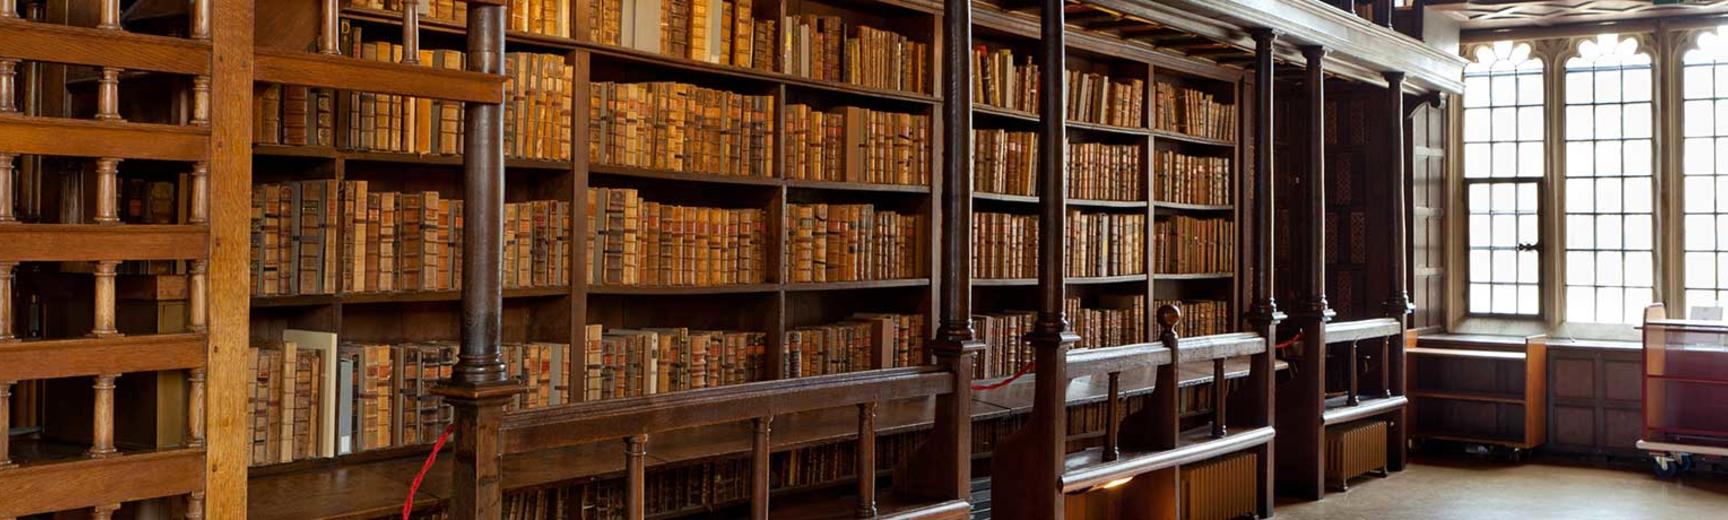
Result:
[1156, 304, 1183, 331]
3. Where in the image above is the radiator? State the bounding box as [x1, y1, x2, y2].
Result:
[1326, 420, 1388, 491]
[1181, 452, 1258, 520]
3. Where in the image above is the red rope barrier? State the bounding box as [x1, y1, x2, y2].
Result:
[403, 423, 457, 520]
[972, 361, 1036, 391]
[1275, 331, 1304, 350]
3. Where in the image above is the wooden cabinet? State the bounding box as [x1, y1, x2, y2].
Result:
[1407, 336, 1546, 450]
[1548, 343, 1644, 460]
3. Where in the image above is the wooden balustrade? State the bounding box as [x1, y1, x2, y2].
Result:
[89, 374, 118, 458]
[188, 368, 207, 448]
[625, 435, 647, 520]
[857, 402, 878, 517]
[401, 0, 420, 65]
[96, 68, 121, 121]
[751, 418, 771, 520]
[0, 154, 15, 223]
[0, 262, 14, 341]
[0, 381, 11, 469]
[92, 260, 120, 337]
[0, 58, 15, 113]
[91, 503, 118, 520]
[191, 77, 210, 126]
[319, 0, 340, 55]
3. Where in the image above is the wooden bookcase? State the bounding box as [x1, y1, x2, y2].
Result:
[1408, 336, 1548, 453]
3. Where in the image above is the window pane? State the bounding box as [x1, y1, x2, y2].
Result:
[1519, 106, 1544, 141]
[1568, 141, 1595, 176]
[1518, 142, 1544, 177]
[1625, 103, 1653, 139]
[1464, 109, 1490, 142]
[1465, 42, 1544, 317]
[1626, 68, 1653, 102]
[1566, 34, 1654, 324]
[1465, 76, 1491, 107]
[1681, 29, 1728, 311]
[1465, 143, 1491, 178]
[1566, 71, 1592, 103]
[1519, 285, 1540, 315]
[1569, 286, 1596, 322]
[1567, 105, 1594, 139]
[1685, 65, 1712, 99]
[1519, 74, 1543, 105]
[1494, 284, 1518, 314]
[1685, 100, 1715, 136]
[1568, 214, 1595, 249]
[1595, 141, 1621, 176]
[1568, 251, 1595, 286]
[1568, 178, 1595, 213]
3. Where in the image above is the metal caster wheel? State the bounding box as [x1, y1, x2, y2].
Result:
[1653, 455, 1684, 480]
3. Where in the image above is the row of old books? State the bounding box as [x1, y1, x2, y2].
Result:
[1155, 299, 1231, 338]
[787, 203, 923, 283]
[582, 325, 769, 400]
[1154, 82, 1237, 142]
[588, 81, 775, 177]
[1154, 216, 1235, 274]
[783, 313, 926, 378]
[973, 45, 1039, 114]
[590, 0, 776, 71]
[247, 335, 567, 465]
[785, 104, 931, 186]
[781, 16, 930, 94]
[1066, 294, 1148, 350]
[972, 129, 1144, 201]
[973, 311, 1032, 379]
[971, 212, 1038, 279]
[1065, 210, 1146, 278]
[251, 181, 571, 296]
[344, 1, 571, 39]
[1155, 150, 1232, 206]
[586, 187, 768, 287]
[1067, 69, 1146, 128]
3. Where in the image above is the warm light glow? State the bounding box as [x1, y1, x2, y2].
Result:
[1101, 477, 1134, 490]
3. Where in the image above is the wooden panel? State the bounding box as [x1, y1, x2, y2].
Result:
[0, 19, 212, 75]
[0, 224, 207, 261]
[0, 115, 209, 161]
[1551, 358, 1596, 399]
[1603, 360, 1642, 402]
[254, 48, 507, 104]
[209, 1, 256, 517]
[0, 333, 206, 380]
[0, 449, 205, 517]
[1605, 408, 1643, 451]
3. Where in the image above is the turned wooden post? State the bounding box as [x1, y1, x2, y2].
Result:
[94, 158, 121, 224]
[97, 0, 120, 30]
[856, 402, 877, 518]
[93, 260, 120, 337]
[89, 374, 119, 458]
[1246, 28, 1285, 517]
[191, 77, 211, 126]
[190, 0, 211, 40]
[96, 68, 122, 121]
[190, 162, 210, 224]
[402, 0, 422, 65]
[1, 381, 13, 468]
[1347, 340, 1360, 406]
[188, 368, 207, 448]
[1103, 371, 1120, 461]
[624, 434, 647, 520]
[319, 0, 341, 55]
[0, 0, 15, 18]
[1380, 336, 1392, 398]
[0, 59, 17, 113]
[1, 154, 16, 223]
[91, 503, 119, 520]
[189, 260, 208, 332]
[185, 492, 205, 519]
[751, 416, 772, 520]
[1212, 358, 1228, 439]
[0, 262, 14, 341]
[1383, 69, 1412, 472]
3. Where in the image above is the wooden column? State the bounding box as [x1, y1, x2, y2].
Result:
[189, 260, 208, 332]
[440, 2, 516, 518]
[402, 0, 421, 65]
[898, 0, 984, 506]
[89, 374, 119, 458]
[1346, 340, 1360, 406]
[0, 0, 14, 18]
[98, 0, 120, 30]
[1103, 372, 1120, 461]
[94, 158, 121, 224]
[751, 417, 772, 520]
[91, 503, 119, 520]
[1382, 70, 1411, 473]
[1212, 358, 1228, 438]
[1246, 28, 1285, 517]
[190, 163, 210, 224]
[96, 68, 122, 121]
[188, 368, 207, 448]
[191, 77, 211, 126]
[0, 381, 13, 468]
[93, 260, 120, 337]
[0, 262, 13, 343]
[190, 0, 211, 40]
[625, 434, 647, 520]
[0, 58, 16, 113]
[856, 402, 877, 518]
[185, 493, 205, 520]
[319, 0, 341, 55]
[0, 155, 13, 224]
[209, 1, 258, 516]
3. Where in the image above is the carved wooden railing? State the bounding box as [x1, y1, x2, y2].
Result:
[0, 1, 215, 518]
[498, 366, 971, 519]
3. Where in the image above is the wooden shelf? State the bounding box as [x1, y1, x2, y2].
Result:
[0, 114, 209, 162]
[1154, 201, 1233, 212]
[1408, 389, 1525, 405]
[0, 224, 207, 262]
[974, 278, 1036, 287]
[254, 47, 506, 104]
[0, 333, 206, 381]
[1155, 272, 1233, 280]
[1067, 274, 1149, 285]
[252, 287, 569, 307]
[973, 104, 1039, 124]
[588, 283, 781, 295]
[1322, 395, 1408, 426]
[1067, 119, 1149, 137]
[340, 6, 579, 53]
[0, 449, 206, 518]
[784, 179, 932, 194]
[254, 144, 571, 170]
[974, 192, 1147, 209]
[783, 279, 931, 292]
[0, 18, 212, 75]
[588, 163, 781, 187]
[1151, 128, 1236, 148]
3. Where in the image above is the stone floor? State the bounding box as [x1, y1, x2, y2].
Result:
[1274, 455, 1728, 520]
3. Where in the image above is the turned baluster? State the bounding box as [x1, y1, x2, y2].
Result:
[1346, 340, 1360, 406]
[1212, 358, 1228, 439]
[97, 0, 120, 29]
[856, 402, 877, 518]
[185, 492, 205, 519]
[1380, 336, 1393, 398]
[189, 0, 210, 40]
[319, 0, 341, 55]
[96, 68, 122, 121]
[1103, 371, 1120, 461]
[0, 262, 14, 342]
[751, 416, 772, 520]
[188, 368, 206, 448]
[188, 260, 207, 332]
[402, 0, 421, 65]
[189, 162, 209, 224]
[191, 77, 211, 126]
[624, 434, 647, 520]
[0, 0, 15, 18]
[0, 58, 17, 113]
[91, 503, 119, 520]
[93, 260, 120, 337]
[94, 158, 121, 224]
[89, 374, 119, 458]
[1, 381, 13, 468]
[0, 154, 16, 222]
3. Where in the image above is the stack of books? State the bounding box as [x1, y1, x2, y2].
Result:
[972, 130, 1143, 202]
[345, 1, 573, 39]
[972, 212, 1038, 279]
[1154, 216, 1235, 274]
[781, 16, 929, 94]
[585, 187, 767, 287]
[788, 204, 923, 283]
[583, 325, 769, 400]
[1065, 210, 1146, 278]
[588, 82, 775, 177]
[785, 104, 931, 186]
[590, 0, 776, 71]
[783, 313, 926, 377]
[1155, 82, 1237, 142]
[1155, 150, 1231, 206]
[1154, 299, 1231, 337]
[972, 311, 1035, 379]
[972, 45, 1040, 114]
[1066, 70, 1144, 128]
[1066, 294, 1148, 349]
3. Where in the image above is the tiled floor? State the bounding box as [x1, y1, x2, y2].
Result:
[1275, 455, 1728, 520]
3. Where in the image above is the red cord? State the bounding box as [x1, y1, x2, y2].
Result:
[404, 424, 457, 520]
[1275, 331, 1304, 350]
[972, 361, 1037, 391]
